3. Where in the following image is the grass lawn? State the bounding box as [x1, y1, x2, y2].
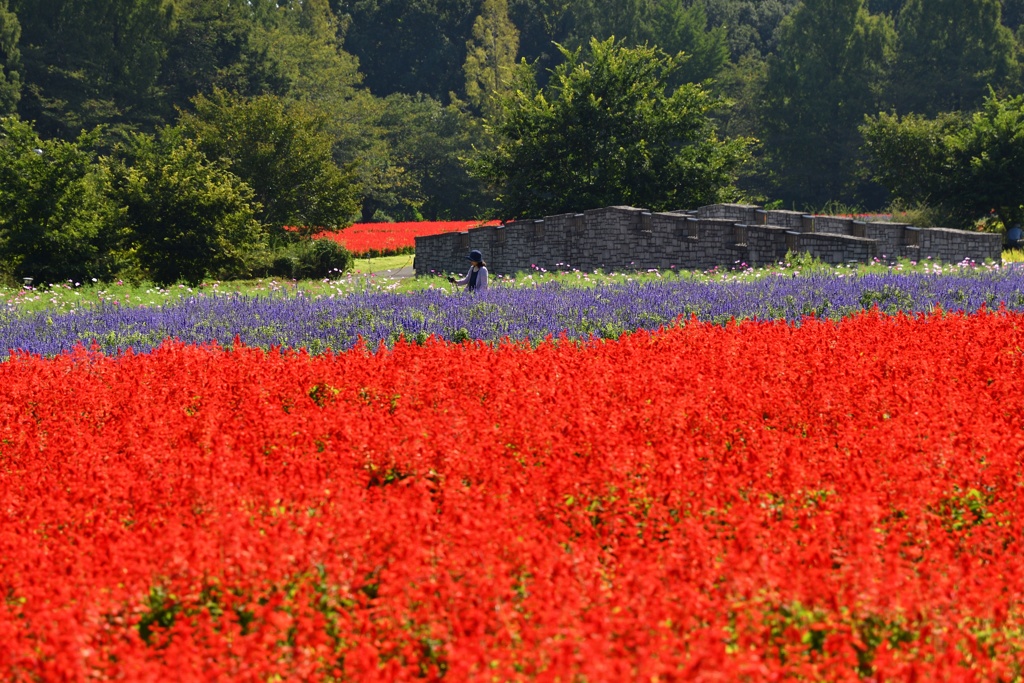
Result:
[351, 253, 415, 274]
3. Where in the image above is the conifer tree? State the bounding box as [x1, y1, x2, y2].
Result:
[892, 0, 1016, 115]
[571, 0, 728, 83]
[463, 0, 520, 120]
[0, 0, 19, 115]
[10, 0, 175, 138]
[758, 0, 895, 206]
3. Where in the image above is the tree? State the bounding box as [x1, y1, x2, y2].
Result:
[10, 0, 176, 139]
[642, 0, 729, 84]
[1004, 0, 1024, 31]
[858, 110, 959, 211]
[379, 93, 494, 219]
[246, 0, 363, 105]
[159, 0, 270, 113]
[0, 0, 19, 115]
[162, 0, 364, 108]
[176, 90, 361, 239]
[570, 0, 729, 83]
[758, 0, 895, 206]
[464, 0, 520, 120]
[324, 92, 492, 222]
[861, 92, 1024, 228]
[0, 116, 122, 284]
[470, 38, 752, 218]
[337, 0, 477, 100]
[892, 0, 1017, 115]
[107, 127, 264, 285]
[330, 93, 420, 223]
[164, 0, 382, 222]
[703, 0, 799, 59]
[866, 0, 903, 14]
[507, 0, 575, 75]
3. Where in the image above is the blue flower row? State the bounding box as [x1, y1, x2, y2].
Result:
[3, 269, 1024, 358]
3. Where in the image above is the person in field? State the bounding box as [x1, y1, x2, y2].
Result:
[1008, 223, 1022, 249]
[449, 249, 488, 292]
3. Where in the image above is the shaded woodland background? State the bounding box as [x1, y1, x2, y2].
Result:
[1, 0, 1023, 284]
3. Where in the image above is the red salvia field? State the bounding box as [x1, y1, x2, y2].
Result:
[316, 221, 500, 258]
[2, 311, 1024, 680]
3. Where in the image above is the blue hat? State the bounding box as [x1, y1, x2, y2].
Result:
[467, 249, 483, 262]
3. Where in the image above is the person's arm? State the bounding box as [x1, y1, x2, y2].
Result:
[452, 267, 472, 285]
[477, 267, 488, 291]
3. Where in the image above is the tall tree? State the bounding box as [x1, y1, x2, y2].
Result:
[758, 0, 895, 206]
[471, 38, 752, 217]
[10, 0, 176, 139]
[464, 0, 520, 120]
[164, 0, 365, 134]
[379, 93, 494, 219]
[862, 91, 1024, 228]
[0, 0, 19, 115]
[507, 0, 575, 73]
[1004, 0, 1024, 31]
[692, 0, 799, 60]
[571, 0, 729, 83]
[324, 92, 419, 223]
[176, 90, 361, 238]
[107, 126, 265, 285]
[247, 0, 363, 105]
[892, 0, 1017, 115]
[0, 117, 122, 283]
[866, 0, 903, 14]
[337, 0, 476, 100]
[159, 0, 272, 112]
[166, 0, 381, 222]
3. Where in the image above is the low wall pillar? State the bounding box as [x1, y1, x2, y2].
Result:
[785, 231, 800, 253]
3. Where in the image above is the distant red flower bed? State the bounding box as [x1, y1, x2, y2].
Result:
[3, 311, 1024, 679]
[316, 220, 499, 257]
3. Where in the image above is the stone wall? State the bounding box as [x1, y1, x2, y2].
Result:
[414, 203, 1003, 276]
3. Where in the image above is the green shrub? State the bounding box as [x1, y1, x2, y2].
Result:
[862, 94, 1024, 230]
[0, 116, 124, 285]
[107, 127, 266, 286]
[260, 239, 353, 280]
[177, 90, 360, 240]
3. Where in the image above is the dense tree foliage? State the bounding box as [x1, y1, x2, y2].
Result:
[159, 0, 262, 108]
[704, 0, 798, 59]
[377, 94, 493, 220]
[1, 0, 1023, 285]
[507, 0, 575, 71]
[176, 89, 361, 239]
[10, 0, 176, 139]
[569, 0, 729, 83]
[891, 0, 1017, 116]
[336, 0, 477, 100]
[0, 116, 122, 283]
[862, 92, 1024, 228]
[759, 0, 895, 207]
[471, 39, 751, 217]
[866, 0, 904, 15]
[463, 0, 520, 119]
[0, 0, 19, 115]
[1004, 0, 1024, 30]
[106, 127, 264, 285]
